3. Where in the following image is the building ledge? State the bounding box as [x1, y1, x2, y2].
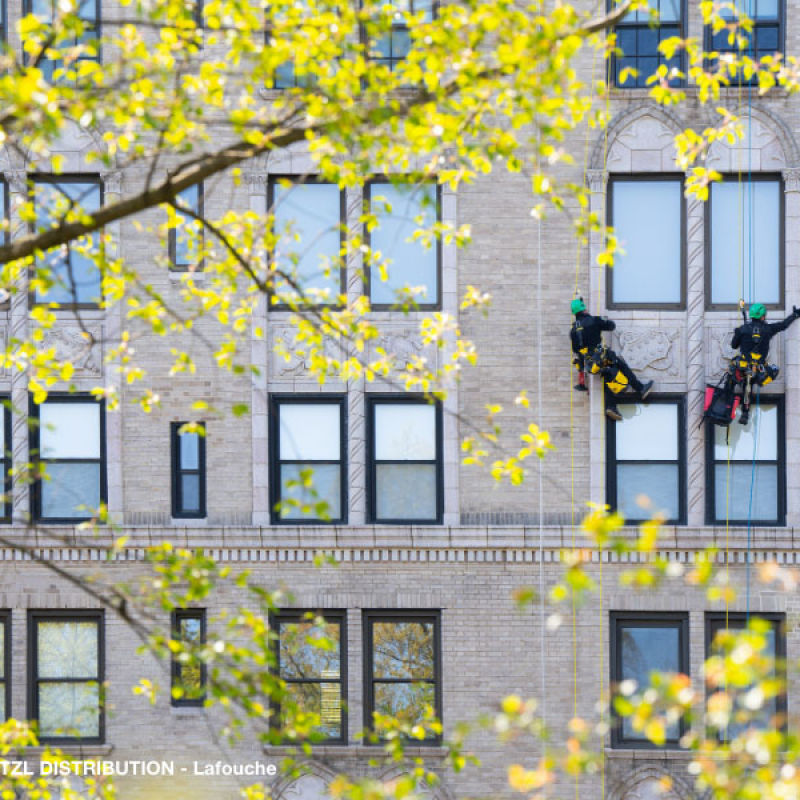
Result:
[11, 745, 114, 758]
[605, 748, 693, 761]
[263, 745, 449, 759]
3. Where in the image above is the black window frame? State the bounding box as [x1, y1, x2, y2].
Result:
[171, 421, 207, 519]
[29, 174, 104, 309]
[0, 612, 10, 721]
[28, 609, 105, 745]
[705, 611, 787, 738]
[607, 174, 687, 310]
[168, 182, 204, 272]
[609, 0, 687, 89]
[606, 395, 687, 525]
[171, 608, 207, 708]
[270, 608, 348, 745]
[364, 179, 442, 311]
[0, 0, 6, 47]
[269, 394, 347, 525]
[30, 394, 107, 524]
[705, 395, 785, 526]
[267, 175, 347, 310]
[609, 611, 690, 749]
[362, 609, 442, 745]
[0, 397, 11, 524]
[366, 394, 443, 525]
[705, 173, 785, 311]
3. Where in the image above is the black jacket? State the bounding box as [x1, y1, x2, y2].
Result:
[570, 312, 615, 365]
[731, 313, 798, 359]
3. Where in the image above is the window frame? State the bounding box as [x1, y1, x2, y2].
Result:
[705, 395, 785, 526]
[0, 398, 11, 524]
[609, 611, 689, 749]
[364, 179, 442, 311]
[606, 395, 687, 525]
[705, 173, 785, 311]
[0, 0, 6, 47]
[168, 182, 204, 272]
[171, 421, 207, 520]
[0, 612, 10, 721]
[606, 174, 687, 310]
[362, 609, 442, 745]
[171, 609, 207, 708]
[270, 608, 348, 745]
[29, 174, 104, 309]
[366, 394, 443, 525]
[28, 609, 105, 745]
[269, 394, 348, 525]
[30, 394, 108, 524]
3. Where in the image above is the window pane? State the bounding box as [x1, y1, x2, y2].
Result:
[38, 622, 98, 678]
[39, 682, 100, 738]
[174, 184, 201, 266]
[372, 621, 434, 679]
[659, 0, 681, 22]
[279, 404, 340, 461]
[713, 404, 777, 461]
[279, 621, 341, 679]
[374, 404, 436, 460]
[176, 662, 203, 699]
[180, 474, 200, 512]
[41, 463, 101, 519]
[617, 404, 679, 460]
[273, 182, 341, 302]
[376, 463, 437, 520]
[369, 184, 437, 305]
[617, 464, 680, 520]
[714, 463, 778, 521]
[0, 621, 5, 680]
[374, 682, 436, 730]
[40, 403, 101, 459]
[711, 181, 780, 305]
[179, 431, 199, 470]
[282, 682, 341, 738]
[279, 463, 341, 520]
[179, 616, 202, 644]
[756, 0, 779, 19]
[612, 181, 682, 304]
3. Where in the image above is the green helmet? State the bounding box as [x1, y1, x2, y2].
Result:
[571, 297, 586, 314]
[749, 303, 766, 320]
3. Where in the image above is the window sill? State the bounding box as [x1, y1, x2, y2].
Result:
[263, 745, 448, 758]
[169, 270, 206, 284]
[171, 705, 206, 717]
[12, 745, 114, 757]
[605, 748, 691, 760]
[171, 517, 208, 526]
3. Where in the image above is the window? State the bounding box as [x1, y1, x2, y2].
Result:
[608, 176, 684, 307]
[365, 0, 435, 74]
[32, 397, 106, 522]
[268, 178, 344, 305]
[363, 611, 441, 741]
[171, 422, 206, 519]
[270, 396, 346, 523]
[367, 397, 442, 523]
[169, 184, 203, 271]
[29, 611, 104, 743]
[171, 610, 206, 706]
[707, 0, 783, 77]
[33, 177, 103, 306]
[272, 610, 346, 743]
[0, 0, 5, 46]
[366, 181, 440, 309]
[610, 612, 689, 748]
[607, 398, 685, 524]
[0, 399, 11, 524]
[706, 612, 786, 738]
[25, 0, 100, 82]
[707, 400, 784, 525]
[708, 176, 782, 308]
[0, 613, 9, 721]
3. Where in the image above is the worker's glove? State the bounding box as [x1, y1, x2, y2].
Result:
[794, 305, 800, 318]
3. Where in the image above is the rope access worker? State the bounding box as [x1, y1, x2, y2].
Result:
[728, 302, 800, 425]
[570, 297, 654, 422]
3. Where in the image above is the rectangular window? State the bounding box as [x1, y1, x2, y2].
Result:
[707, 0, 783, 77]
[365, 0, 435, 74]
[611, 0, 684, 88]
[171, 609, 206, 706]
[268, 178, 344, 306]
[706, 612, 786, 738]
[367, 397, 442, 524]
[607, 398, 685, 524]
[33, 177, 103, 306]
[708, 176, 782, 308]
[608, 176, 684, 307]
[171, 422, 206, 519]
[0, 399, 11, 524]
[169, 183, 203, 271]
[0, 613, 9, 721]
[29, 611, 104, 743]
[270, 396, 346, 523]
[363, 611, 441, 742]
[32, 397, 106, 522]
[610, 612, 689, 748]
[272, 610, 346, 743]
[366, 181, 440, 309]
[707, 400, 784, 525]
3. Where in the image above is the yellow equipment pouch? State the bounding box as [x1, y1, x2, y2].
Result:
[763, 375, 773, 386]
[606, 370, 629, 394]
[750, 353, 762, 361]
[579, 347, 588, 355]
[590, 362, 601, 374]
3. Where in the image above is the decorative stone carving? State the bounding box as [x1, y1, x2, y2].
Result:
[245, 171, 268, 195]
[585, 169, 607, 193]
[784, 167, 800, 193]
[40, 326, 102, 376]
[270, 326, 345, 379]
[3, 170, 27, 195]
[605, 112, 679, 172]
[707, 112, 788, 171]
[616, 329, 680, 377]
[623, 778, 679, 800]
[368, 327, 438, 373]
[43, 119, 106, 172]
[102, 171, 123, 195]
[279, 775, 329, 800]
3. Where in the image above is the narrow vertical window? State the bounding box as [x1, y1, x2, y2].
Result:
[30, 611, 104, 743]
[270, 397, 345, 523]
[363, 611, 441, 741]
[169, 183, 204, 271]
[33, 397, 106, 522]
[171, 422, 207, 519]
[171, 610, 206, 706]
[368, 397, 441, 523]
[0, 399, 11, 523]
[0, 613, 9, 720]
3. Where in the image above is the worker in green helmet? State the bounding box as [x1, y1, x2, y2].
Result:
[570, 297, 654, 421]
[729, 302, 800, 424]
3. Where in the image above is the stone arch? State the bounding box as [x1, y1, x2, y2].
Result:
[607, 765, 694, 800]
[589, 103, 684, 173]
[376, 765, 453, 800]
[26, 117, 112, 173]
[272, 761, 338, 800]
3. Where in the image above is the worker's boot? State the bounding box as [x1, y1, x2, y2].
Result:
[739, 406, 750, 426]
[574, 371, 588, 392]
[638, 380, 654, 400]
[606, 405, 622, 422]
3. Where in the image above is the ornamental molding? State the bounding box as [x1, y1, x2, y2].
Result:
[783, 167, 800, 192]
[368, 326, 438, 372]
[40, 325, 103, 377]
[269, 325, 346, 380]
[101, 171, 123, 195]
[615, 328, 681, 378]
[585, 169, 607, 193]
[3, 170, 27, 194]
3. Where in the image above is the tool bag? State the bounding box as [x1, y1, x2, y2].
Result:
[703, 380, 739, 427]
